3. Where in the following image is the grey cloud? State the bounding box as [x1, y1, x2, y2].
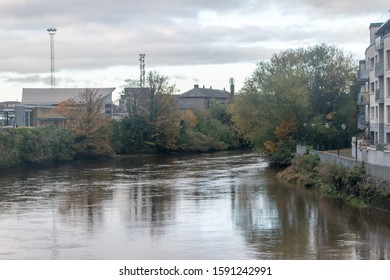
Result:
[173, 74, 187, 80]
[291, 0, 389, 15]
[0, 0, 387, 77]
[0, 0, 257, 29]
[3, 74, 50, 85]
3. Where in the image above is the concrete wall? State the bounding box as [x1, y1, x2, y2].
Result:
[297, 145, 390, 180]
[352, 137, 390, 167]
[176, 97, 229, 111]
[176, 97, 207, 110]
[33, 107, 66, 128]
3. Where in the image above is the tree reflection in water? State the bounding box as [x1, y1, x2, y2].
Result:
[0, 152, 389, 259]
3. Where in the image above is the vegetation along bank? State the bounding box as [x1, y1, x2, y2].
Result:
[3, 43, 387, 211]
[277, 151, 390, 211]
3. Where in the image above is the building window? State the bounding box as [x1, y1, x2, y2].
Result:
[387, 50, 390, 69]
[371, 82, 375, 93]
[388, 106, 390, 123]
[387, 78, 390, 96]
[371, 107, 375, 118]
[370, 57, 375, 69]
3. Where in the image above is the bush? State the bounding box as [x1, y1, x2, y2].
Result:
[0, 129, 22, 168]
[0, 127, 75, 169]
[297, 153, 320, 171]
[317, 162, 346, 191]
[265, 141, 296, 166]
[177, 130, 227, 152]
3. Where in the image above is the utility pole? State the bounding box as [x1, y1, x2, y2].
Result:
[47, 28, 57, 88]
[139, 54, 145, 88]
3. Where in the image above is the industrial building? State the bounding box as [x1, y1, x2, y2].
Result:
[0, 88, 115, 128]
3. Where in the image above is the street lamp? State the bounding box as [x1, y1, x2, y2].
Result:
[338, 124, 347, 156]
[324, 123, 330, 150]
[303, 123, 307, 145]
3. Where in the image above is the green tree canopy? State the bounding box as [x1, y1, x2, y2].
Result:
[229, 44, 358, 165]
[116, 71, 180, 152]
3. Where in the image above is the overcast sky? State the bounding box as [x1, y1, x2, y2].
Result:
[1, 0, 390, 101]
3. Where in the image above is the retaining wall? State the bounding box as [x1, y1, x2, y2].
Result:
[296, 145, 390, 180]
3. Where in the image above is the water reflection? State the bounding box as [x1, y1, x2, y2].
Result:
[231, 173, 390, 260]
[0, 152, 389, 259]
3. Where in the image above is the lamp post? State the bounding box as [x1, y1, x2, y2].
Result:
[338, 124, 347, 156]
[311, 123, 317, 150]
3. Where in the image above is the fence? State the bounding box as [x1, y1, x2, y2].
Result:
[296, 145, 390, 180]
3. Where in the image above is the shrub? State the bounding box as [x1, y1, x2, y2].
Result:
[177, 130, 227, 152]
[317, 162, 346, 191]
[0, 129, 22, 168]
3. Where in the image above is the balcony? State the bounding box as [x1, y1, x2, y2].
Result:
[375, 88, 384, 103]
[357, 91, 369, 106]
[375, 62, 384, 77]
[357, 115, 368, 130]
[358, 67, 368, 83]
[375, 36, 384, 51]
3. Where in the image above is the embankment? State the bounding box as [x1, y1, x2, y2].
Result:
[278, 147, 390, 211]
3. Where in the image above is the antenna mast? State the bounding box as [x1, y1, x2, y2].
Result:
[47, 28, 57, 88]
[139, 54, 145, 88]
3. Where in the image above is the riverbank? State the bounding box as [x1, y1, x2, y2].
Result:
[1, 151, 389, 259]
[277, 151, 390, 211]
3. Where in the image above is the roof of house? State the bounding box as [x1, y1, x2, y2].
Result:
[22, 88, 115, 105]
[178, 85, 231, 99]
[375, 20, 390, 36]
[123, 87, 150, 95]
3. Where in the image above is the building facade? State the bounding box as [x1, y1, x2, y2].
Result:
[359, 21, 390, 148]
[354, 20, 390, 166]
[0, 88, 115, 128]
[118, 84, 234, 116]
[176, 84, 232, 110]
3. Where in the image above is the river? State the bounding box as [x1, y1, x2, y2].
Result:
[0, 151, 389, 259]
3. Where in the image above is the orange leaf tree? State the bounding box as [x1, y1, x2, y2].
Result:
[57, 88, 114, 159]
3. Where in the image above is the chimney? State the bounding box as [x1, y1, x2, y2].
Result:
[194, 84, 199, 89]
[229, 77, 235, 97]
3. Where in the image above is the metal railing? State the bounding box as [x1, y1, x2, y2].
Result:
[375, 88, 384, 103]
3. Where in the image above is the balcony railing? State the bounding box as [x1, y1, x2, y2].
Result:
[357, 115, 369, 130]
[357, 91, 369, 105]
[375, 88, 384, 103]
[375, 36, 384, 50]
[375, 62, 384, 76]
[358, 67, 368, 82]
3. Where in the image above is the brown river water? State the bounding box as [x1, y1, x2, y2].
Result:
[0, 151, 389, 259]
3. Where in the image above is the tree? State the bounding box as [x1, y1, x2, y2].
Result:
[229, 44, 358, 165]
[136, 71, 181, 151]
[117, 71, 180, 152]
[57, 88, 114, 159]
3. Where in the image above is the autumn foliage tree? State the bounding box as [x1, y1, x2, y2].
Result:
[57, 88, 114, 159]
[114, 71, 180, 153]
[230, 44, 357, 165]
[147, 71, 181, 151]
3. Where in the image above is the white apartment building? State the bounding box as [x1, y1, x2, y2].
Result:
[360, 20, 390, 147]
[355, 20, 390, 166]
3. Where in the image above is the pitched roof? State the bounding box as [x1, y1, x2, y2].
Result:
[124, 87, 150, 95]
[178, 85, 231, 99]
[375, 20, 390, 36]
[22, 88, 115, 105]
